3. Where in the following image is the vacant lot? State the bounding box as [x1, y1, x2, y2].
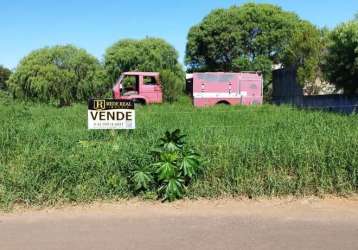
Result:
[0, 92, 357, 209]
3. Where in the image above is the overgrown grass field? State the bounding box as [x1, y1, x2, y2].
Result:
[0, 92, 357, 209]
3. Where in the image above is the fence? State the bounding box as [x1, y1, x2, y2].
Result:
[272, 68, 358, 114]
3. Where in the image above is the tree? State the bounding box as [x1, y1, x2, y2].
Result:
[322, 21, 358, 94]
[159, 69, 184, 103]
[281, 21, 326, 86]
[185, 3, 321, 95]
[0, 65, 11, 90]
[7, 45, 108, 106]
[232, 55, 273, 89]
[104, 37, 185, 102]
[104, 37, 184, 84]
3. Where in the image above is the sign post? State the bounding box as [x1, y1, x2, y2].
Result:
[88, 99, 135, 130]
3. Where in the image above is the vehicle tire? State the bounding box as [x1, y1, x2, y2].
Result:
[216, 100, 230, 106]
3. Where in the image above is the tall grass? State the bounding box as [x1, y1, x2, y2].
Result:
[0, 92, 357, 209]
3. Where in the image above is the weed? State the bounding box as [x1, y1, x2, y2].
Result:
[131, 129, 203, 201]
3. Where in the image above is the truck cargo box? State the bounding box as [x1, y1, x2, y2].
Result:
[187, 72, 263, 107]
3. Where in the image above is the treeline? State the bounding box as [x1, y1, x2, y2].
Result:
[185, 4, 358, 96]
[1, 3, 357, 106]
[3, 38, 184, 106]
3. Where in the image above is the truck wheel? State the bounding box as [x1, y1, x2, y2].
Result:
[216, 100, 230, 106]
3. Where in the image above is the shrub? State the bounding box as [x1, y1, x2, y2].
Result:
[7, 45, 108, 106]
[104, 37, 184, 84]
[0, 65, 11, 90]
[130, 129, 204, 201]
[281, 21, 325, 86]
[322, 21, 358, 94]
[159, 69, 185, 103]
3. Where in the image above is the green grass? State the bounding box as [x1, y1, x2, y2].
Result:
[0, 92, 357, 209]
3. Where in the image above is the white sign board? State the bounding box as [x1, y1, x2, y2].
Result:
[88, 99, 135, 129]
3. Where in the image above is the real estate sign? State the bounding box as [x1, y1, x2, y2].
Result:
[88, 99, 135, 129]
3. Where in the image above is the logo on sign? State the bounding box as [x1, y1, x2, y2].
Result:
[88, 99, 135, 130]
[93, 100, 106, 110]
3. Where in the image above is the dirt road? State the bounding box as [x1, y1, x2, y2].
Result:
[1, 198, 358, 250]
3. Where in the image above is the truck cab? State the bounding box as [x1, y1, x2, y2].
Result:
[113, 72, 163, 104]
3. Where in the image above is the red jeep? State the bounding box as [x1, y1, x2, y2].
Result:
[113, 72, 163, 105]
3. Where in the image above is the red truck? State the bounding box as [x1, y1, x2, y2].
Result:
[113, 71, 263, 107]
[112, 72, 162, 105]
[186, 72, 263, 107]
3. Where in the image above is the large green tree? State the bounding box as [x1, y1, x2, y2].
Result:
[0, 65, 11, 90]
[185, 3, 322, 94]
[281, 21, 326, 86]
[7, 45, 108, 106]
[104, 37, 184, 84]
[322, 21, 358, 94]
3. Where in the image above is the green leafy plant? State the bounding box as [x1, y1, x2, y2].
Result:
[131, 169, 153, 192]
[180, 150, 201, 178]
[159, 129, 186, 151]
[130, 129, 203, 202]
[159, 177, 185, 201]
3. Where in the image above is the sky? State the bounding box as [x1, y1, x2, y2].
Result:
[1, 0, 357, 69]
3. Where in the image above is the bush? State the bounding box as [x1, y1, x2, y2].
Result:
[159, 69, 185, 103]
[104, 37, 184, 84]
[0, 65, 11, 90]
[281, 21, 325, 86]
[7, 45, 108, 106]
[322, 21, 358, 94]
[130, 129, 203, 201]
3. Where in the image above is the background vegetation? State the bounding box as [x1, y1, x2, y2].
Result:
[3, 4, 357, 103]
[103, 37, 185, 102]
[322, 21, 358, 94]
[7, 45, 108, 106]
[0, 65, 11, 90]
[185, 3, 324, 97]
[104, 37, 183, 79]
[0, 93, 357, 209]
[159, 69, 185, 103]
